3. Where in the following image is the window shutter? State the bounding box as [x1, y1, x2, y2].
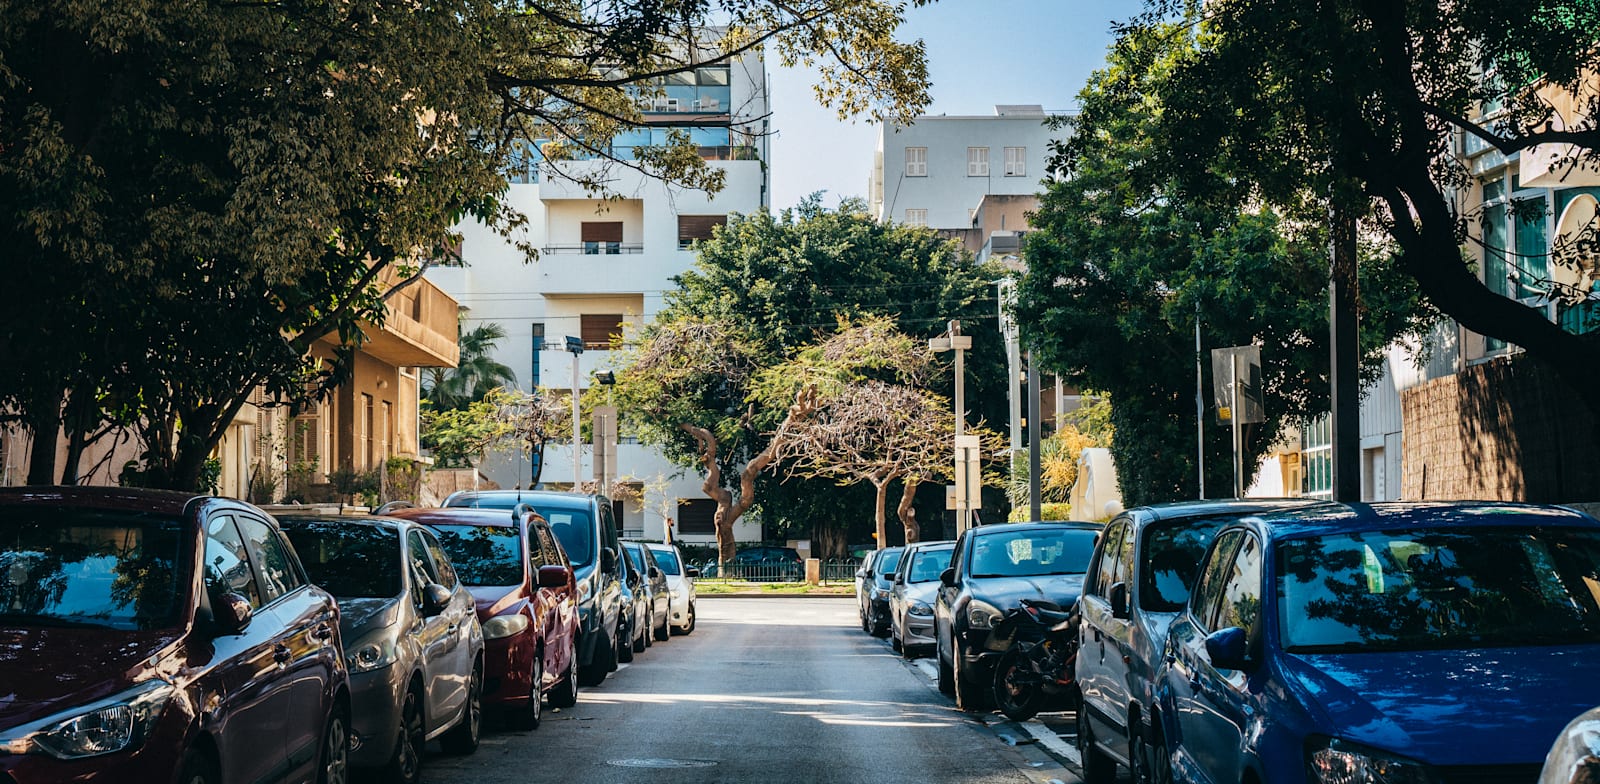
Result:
[677, 215, 727, 248]
[580, 314, 624, 348]
[678, 499, 717, 534]
[580, 222, 624, 243]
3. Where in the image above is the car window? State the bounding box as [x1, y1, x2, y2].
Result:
[878, 549, 903, 580]
[541, 508, 595, 567]
[1190, 530, 1243, 633]
[527, 524, 548, 569]
[537, 526, 567, 568]
[907, 548, 954, 583]
[1090, 522, 1125, 596]
[235, 516, 302, 604]
[408, 530, 443, 589]
[650, 546, 682, 575]
[1212, 534, 1263, 638]
[206, 515, 263, 609]
[283, 522, 401, 599]
[1140, 515, 1235, 612]
[431, 524, 525, 586]
[0, 508, 183, 630]
[623, 544, 646, 574]
[423, 532, 459, 589]
[1113, 521, 1136, 587]
[950, 532, 967, 579]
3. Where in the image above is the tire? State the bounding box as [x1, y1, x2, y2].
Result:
[617, 615, 636, 663]
[177, 747, 220, 784]
[992, 647, 1044, 722]
[506, 653, 542, 731]
[632, 612, 648, 653]
[953, 650, 991, 713]
[1077, 708, 1117, 784]
[548, 640, 579, 708]
[900, 627, 919, 660]
[578, 633, 613, 687]
[654, 603, 671, 641]
[1132, 720, 1174, 784]
[441, 662, 484, 752]
[672, 602, 695, 635]
[891, 632, 902, 653]
[317, 705, 351, 784]
[860, 604, 870, 632]
[937, 648, 956, 696]
[382, 687, 425, 783]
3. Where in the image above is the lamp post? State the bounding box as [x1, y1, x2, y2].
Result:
[564, 336, 584, 488]
[930, 320, 974, 533]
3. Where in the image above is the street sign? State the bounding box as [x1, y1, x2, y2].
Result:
[952, 435, 982, 530]
[592, 406, 618, 486]
[1211, 346, 1264, 425]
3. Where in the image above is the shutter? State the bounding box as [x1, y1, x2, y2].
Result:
[580, 314, 624, 348]
[580, 222, 623, 243]
[677, 499, 717, 534]
[677, 215, 727, 246]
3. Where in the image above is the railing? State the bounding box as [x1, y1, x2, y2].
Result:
[540, 243, 645, 255]
[688, 557, 863, 584]
[820, 558, 862, 585]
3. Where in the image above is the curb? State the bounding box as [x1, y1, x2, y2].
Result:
[697, 591, 856, 599]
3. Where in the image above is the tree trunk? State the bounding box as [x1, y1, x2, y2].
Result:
[871, 475, 890, 547]
[897, 479, 922, 544]
[25, 392, 61, 485]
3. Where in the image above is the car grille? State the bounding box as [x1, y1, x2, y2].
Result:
[1437, 764, 1541, 784]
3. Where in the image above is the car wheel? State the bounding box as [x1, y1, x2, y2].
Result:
[507, 652, 542, 731]
[674, 602, 696, 635]
[860, 605, 869, 632]
[441, 661, 483, 752]
[617, 616, 636, 663]
[177, 747, 220, 784]
[383, 687, 425, 783]
[654, 603, 671, 641]
[578, 633, 613, 687]
[1132, 720, 1174, 784]
[317, 705, 351, 784]
[632, 613, 648, 653]
[953, 649, 991, 713]
[1077, 708, 1117, 784]
[548, 640, 579, 708]
[937, 647, 955, 696]
[891, 632, 902, 653]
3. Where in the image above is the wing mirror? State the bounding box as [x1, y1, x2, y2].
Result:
[421, 583, 453, 617]
[210, 592, 253, 635]
[1204, 626, 1254, 671]
[685, 567, 702, 579]
[939, 567, 957, 587]
[537, 564, 572, 588]
[1108, 581, 1131, 620]
[601, 547, 618, 574]
[649, 566, 663, 580]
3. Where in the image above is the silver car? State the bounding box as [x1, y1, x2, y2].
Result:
[281, 515, 485, 784]
[646, 543, 698, 635]
[889, 541, 955, 659]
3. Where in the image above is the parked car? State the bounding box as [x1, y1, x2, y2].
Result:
[856, 546, 904, 636]
[1074, 499, 1315, 784]
[615, 541, 649, 661]
[441, 490, 625, 687]
[1155, 502, 1600, 784]
[389, 506, 578, 727]
[0, 487, 350, 784]
[705, 545, 803, 581]
[1540, 705, 1600, 784]
[623, 541, 672, 643]
[890, 541, 954, 658]
[280, 513, 486, 782]
[646, 543, 699, 635]
[935, 521, 1101, 712]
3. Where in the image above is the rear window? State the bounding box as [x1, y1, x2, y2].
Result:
[969, 528, 1097, 578]
[430, 524, 524, 586]
[0, 508, 184, 630]
[283, 522, 402, 599]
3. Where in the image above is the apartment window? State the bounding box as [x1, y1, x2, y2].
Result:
[362, 394, 375, 469]
[678, 215, 727, 250]
[581, 222, 623, 255]
[905, 209, 927, 227]
[381, 400, 394, 459]
[1481, 174, 1558, 351]
[905, 146, 927, 177]
[580, 314, 624, 349]
[1301, 415, 1332, 501]
[967, 147, 990, 177]
[1004, 147, 1026, 177]
[291, 415, 321, 467]
[531, 322, 545, 384]
[677, 498, 717, 535]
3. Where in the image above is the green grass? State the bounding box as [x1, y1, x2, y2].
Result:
[695, 580, 854, 595]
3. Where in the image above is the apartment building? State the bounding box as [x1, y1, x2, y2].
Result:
[428, 47, 770, 544]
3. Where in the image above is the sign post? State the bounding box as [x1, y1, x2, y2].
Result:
[1211, 345, 1264, 497]
[953, 435, 982, 534]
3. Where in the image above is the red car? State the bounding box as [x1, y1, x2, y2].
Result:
[0, 487, 350, 784]
[389, 507, 579, 727]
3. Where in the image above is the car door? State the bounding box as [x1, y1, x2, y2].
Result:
[1187, 531, 1263, 783]
[1079, 518, 1132, 749]
[535, 523, 576, 684]
[596, 502, 624, 639]
[1166, 530, 1245, 784]
[641, 545, 669, 624]
[423, 529, 474, 724]
[935, 532, 970, 666]
[201, 513, 292, 784]
[407, 528, 459, 734]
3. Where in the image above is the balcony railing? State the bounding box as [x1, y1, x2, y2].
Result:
[540, 243, 645, 255]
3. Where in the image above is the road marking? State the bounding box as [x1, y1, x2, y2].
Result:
[1020, 720, 1080, 766]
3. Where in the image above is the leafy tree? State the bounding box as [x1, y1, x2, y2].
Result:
[420, 399, 512, 470]
[424, 322, 518, 411]
[1121, 0, 1600, 420]
[1014, 21, 1433, 504]
[0, 0, 934, 490]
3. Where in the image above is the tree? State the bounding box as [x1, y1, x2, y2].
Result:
[1014, 21, 1433, 504]
[425, 323, 518, 411]
[0, 0, 935, 490]
[1122, 0, 1600, 421]
[486, 387, 571, 487]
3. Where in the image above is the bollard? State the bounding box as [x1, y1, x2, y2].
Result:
[805, 558, 821, 585]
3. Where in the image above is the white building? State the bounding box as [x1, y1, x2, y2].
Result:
[868, 105, 1061, 231]
[427, 48, 770, 545]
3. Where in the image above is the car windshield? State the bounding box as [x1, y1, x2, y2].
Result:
[0, 508, 184, 630]
[283, 522, 401, 599]
[539, 508, 594, 567]
[430, 524, 524, 586]
[906, 548, 953, 583]
[650, 547, 682, 575]
[1277, 526, 1600, 652]
[1141, 516, 1234, 612]
[969, 529, 1097, 578]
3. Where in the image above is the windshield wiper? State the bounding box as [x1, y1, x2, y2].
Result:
[0, 613, 116, 630]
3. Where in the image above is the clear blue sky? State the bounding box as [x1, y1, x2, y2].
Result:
[767, 0, 1140, 210]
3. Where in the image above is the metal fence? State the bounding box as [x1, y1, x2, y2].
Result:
[689, 557, 862, 584]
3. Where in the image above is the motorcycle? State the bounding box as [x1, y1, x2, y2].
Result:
[989, 597, 1081, 721]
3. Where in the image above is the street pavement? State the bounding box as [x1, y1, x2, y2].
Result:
[419, 596, 1090, 784]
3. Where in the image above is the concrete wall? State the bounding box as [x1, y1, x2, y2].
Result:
[872, 110, 1062, 229]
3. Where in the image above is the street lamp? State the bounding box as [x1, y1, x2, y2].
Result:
[564, 336, 584, 487]
[930, 320, 975, 534]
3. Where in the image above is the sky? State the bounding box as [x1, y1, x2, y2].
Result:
[767, 0, 1141, 210]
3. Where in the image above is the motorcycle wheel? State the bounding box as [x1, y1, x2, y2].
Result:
[992, 646, 1045, 722]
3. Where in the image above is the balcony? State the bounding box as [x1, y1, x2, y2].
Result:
[541, 243, 645, 255]
[361, 275, 460, 368]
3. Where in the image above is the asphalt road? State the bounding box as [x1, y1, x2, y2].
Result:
[419, 596, 1068, 784]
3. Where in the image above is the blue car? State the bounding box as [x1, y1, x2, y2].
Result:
[1156, 502, 1600, 784]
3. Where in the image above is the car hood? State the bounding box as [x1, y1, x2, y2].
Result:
[901, 582, 941, 605]
[336, 597, 402, 640]
[1283, 645, 1600, 766]
[970, 573, 1085, 611]
[468, 585, 525, 619]
[0, 627, 183, 729]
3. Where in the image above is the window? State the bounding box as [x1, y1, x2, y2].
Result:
[531, 322, 544, 384]
[1090, 521, 1127, 595]
[677, 498, 717, 535]
[612, 499, 626, 532]
[408, 530, 442, 598]
[967, 147, 990, 177]
[905, 146, 927, 177]
[580, 314, 624, 349]
[422, 532, 459, 589]
[1301, 414, 1332, 500]
[905, 209, 927, 227]
[236, 516, 303, 603]
[1190, 530, 1243, 633]
[291, 415, 320, 467]
[1211, 534, 1263, 638]
[536, 526, 566, 567]
[205, 515, 262, 608]
[581, 222, 623, 255]
[1004, 147, 1026, 177]
[381, 400, 393, 459]
[362, 394, 375, 469]
[678, 215, 727, 250]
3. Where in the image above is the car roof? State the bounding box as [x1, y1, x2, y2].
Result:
[1131, 497, 1320, 523]
[386, 506, 528, 528]
[274, 513, 413, 532]
[968, 520, 1102, 535]
[904, 540, 955, 551]
[0, 485, 208, 516]
[1242, 501, 1600, 540]
[444, 490, 600, 510]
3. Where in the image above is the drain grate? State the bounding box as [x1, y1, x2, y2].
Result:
[607, 758, 718, 769]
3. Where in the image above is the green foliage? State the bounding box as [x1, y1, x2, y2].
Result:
[328, 468, 381, 507]
[1009, 502, 1074, 523]
[420, 398, 511, 469]
[425, 322, 518, 411]
[1014, 23, 1435, 505]
[1006, 425, 1100, 509]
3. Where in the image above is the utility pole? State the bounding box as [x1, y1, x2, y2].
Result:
[1196, 309, 1206, 499]
[564, 336, 584, 489]
[930, 320, 974, 533]
[1330, 202, 1361, 502]
[1027, 352, 1042, 521]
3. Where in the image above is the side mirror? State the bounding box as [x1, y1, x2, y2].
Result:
[601, 547, 618, 574]
[537, 564, 572, 588]
[1204, 626, 1253, 671]
[685, 567, 701, 579]
[1108, 581, 1131, 620]
[211, 592, 253, 635]
[939, 567, 957, 587]
[883, 573, 898, 583]
[649, 566, 663, 580]
[421, 583, 452, 617]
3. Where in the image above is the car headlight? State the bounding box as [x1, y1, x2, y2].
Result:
[870, 588, 889, 601]
[482, 614, 530, 640]
[1307, 738, 1436, 784]
[908, 602, 933, 617]
[0, 680, 175, 760]
[345, 631, 401, 674]
[966, 600, 1002, 630]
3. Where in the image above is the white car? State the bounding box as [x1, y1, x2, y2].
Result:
[645, 543, 698, 635]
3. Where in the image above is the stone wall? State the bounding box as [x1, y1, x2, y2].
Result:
[1401, 356, 1600, 502]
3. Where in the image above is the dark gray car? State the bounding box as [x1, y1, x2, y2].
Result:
[281, 515, 485, 784]
[623, 541, 672, 643]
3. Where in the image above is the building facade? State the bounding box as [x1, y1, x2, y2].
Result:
[428, 48, 770, 544]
